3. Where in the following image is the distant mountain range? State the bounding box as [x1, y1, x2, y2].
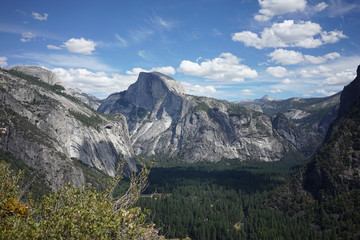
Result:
[0, 64, 351, 191]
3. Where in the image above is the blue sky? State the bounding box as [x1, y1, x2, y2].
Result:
[1, 0, 360, 101]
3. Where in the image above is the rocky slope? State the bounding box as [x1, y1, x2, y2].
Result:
[237, 93, 340, 156]
[271, 65, 360, 236]
[0, 67, 135, 190]
[68, 88, 103, 110]
[98, 72, 338, 163]
[303, 65, 360, 199]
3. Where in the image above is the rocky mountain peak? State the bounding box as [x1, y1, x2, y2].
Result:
[138, 71, 186, 95]
[9, 65, 65, 87]
[261, 95, 274, 101]
[123, 72, 186, 111]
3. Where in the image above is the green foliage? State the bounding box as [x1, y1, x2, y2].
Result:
[0, 161, 161, 239]
[227, 104, 248, 117]
[0, 149, 51, 201]
[68, 110, 104, 129]
[71, 158, 109, 191]
[193, 102, 210, 113]
[2, 69, 99, 113]
[3, 69, 65, 93]
[0, 107, 53, 148]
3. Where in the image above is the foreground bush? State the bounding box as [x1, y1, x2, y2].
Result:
[0, 161, 162, 239]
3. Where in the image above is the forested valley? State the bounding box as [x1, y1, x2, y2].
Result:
[131, 154, 342, 240]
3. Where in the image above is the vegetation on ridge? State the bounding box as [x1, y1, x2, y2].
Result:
[0, 160, 161, 239]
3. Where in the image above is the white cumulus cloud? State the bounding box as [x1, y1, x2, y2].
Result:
[32, 12, 48, 21]
[47, 44, 62, 50]
[178, 53, 257, 82]
[181, 82, 216, 96]
[232, 20, 347, 49]
[52, 68, 138, 98]
[63, 38, 97, 55]
[321, 30, 348, 44]
[266, 66, 288, 77]
[0, 56, 8, 67]
[322, 69, 356, 86]
[268, 49, 340, 65]
[269, 49, 304, 65]
[254, 0, 307, 21]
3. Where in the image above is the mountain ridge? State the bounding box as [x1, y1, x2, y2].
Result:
[0, 68, 135, 190]
[98, 71, 340, 163]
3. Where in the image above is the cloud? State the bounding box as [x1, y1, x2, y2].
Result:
[281, 78, 293, 84]
[268, 49, 340, 65]
[314, 2, 328, 12]
[178, 53, 257, 82]
[241, 89, 255, 96]
[0, 56, 8, 67]
[16, 52, 117, 72]
[232, 20, 347, 49]
[129, 28, 154, 42]
[52, 68, 137, 98]
[115, 34, 127, 47]
[267, 89, 282, 93]
[266, 66, 288, 77]
[52, 66, 177, 99]
[328, 0, 360, 17]
[181, 82, 216, 96]
[97, 34, 128, 49]
[321, 30, 347, 44]
[63, 38, 97, 55]
[322, 69, 356, 86]
[125, 66, 176, 75]
[47, 44, 62, 50]
[138, 50, 146, 58]
[20, 32, 36, 42]
[149, 15, 174, 31]
[254, 0, 307, 21]
[315, 89, 337, 96]
[296, 56, 360, 84]
[32, 12, 48, 21]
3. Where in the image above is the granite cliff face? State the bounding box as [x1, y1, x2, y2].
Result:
[68, 88, 103, 110]
[237, 93, 340, 156]
[302, 65, 360, 199]
[98, 72, 338, 162]
[0, 67, 135, 190]
[10, 66, 64, 86]
[272, 65, 360, 211]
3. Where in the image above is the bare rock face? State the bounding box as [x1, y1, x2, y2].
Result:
[0, 68, 135, 190]
[10, 66, 64, 87]
[99, 72, 301, 163]
[68, 88, 103, 110]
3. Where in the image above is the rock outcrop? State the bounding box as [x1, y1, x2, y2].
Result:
[68, 88, 103, 110]
[10, 66, 64, 87]
[99, 72, 338, 163]
[237, 93, 340, 156]
[272, 65, 360, 215]
[0, 68, 135, 190]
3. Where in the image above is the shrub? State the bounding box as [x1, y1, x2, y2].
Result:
[0, 160, 161, 239]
